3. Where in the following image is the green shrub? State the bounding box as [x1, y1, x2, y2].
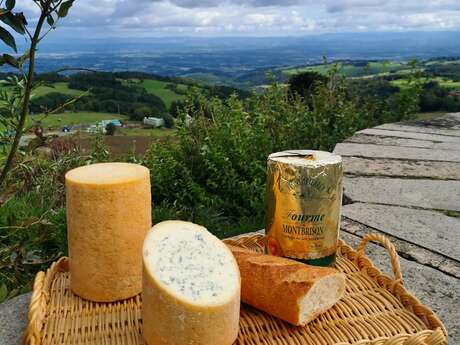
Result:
[288, 71, 328, 100]
[0, 152, 87, 302]
[161, 113, 174, 128]
[0, 194, 67, 301]
[89, 133, 110, 162]
[132, 105, 151, 121]
[105, 122, 117, 136]
[0, 136, 121, 301]
[169, 100, 183, 117]
[144, 72, 420, 237]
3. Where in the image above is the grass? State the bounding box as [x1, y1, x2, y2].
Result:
[391, 77, 460, 90]
[283, 64, 331, 76]
[1, 82, 85, 107]
[141, 79, 186, 108]
[31, 82, 85, 98]
[283, 61, 407, 78]
[3, 78, 187, 116]
[28, 112, 128, 129]
[425, 59, 460, 66]
[438, 79, 460, 90]
[283, 59, 460, 91]
[3, 79, 185, 111]
[183, 72, 229, 85]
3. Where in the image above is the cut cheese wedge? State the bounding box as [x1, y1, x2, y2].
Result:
[142, 221, 240, 345]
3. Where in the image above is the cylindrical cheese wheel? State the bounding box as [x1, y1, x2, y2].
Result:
[65, 162, 152, 302]
[142, 221, 240, 345]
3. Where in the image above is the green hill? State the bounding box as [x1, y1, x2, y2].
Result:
[27, 78, 185, 109]
[141, 79, 186, 108]
[32, 82, 84, 98]
[282, 61, 408, 78]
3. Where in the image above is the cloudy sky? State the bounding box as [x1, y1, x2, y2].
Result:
[16, 0, 460, 38]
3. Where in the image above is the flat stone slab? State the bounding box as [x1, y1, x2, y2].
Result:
[405, 113, 460, 130]
[346, 134, 460, 151]
[342, 157, 460, 180]
[340, 231, 459, 344]
[374, 118, 460, 137]
[343, 176, 460, 211]
[342, 203, 460, 260]
[357, 128, 460, 143]
[334, 143, 460, 162]
[0, 293, 30, 345]
[341, 217, 460, 278]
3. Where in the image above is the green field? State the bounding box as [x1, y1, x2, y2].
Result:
[28, 112, 127, 129]
[438, 79, 460, 90]
[391, 77, 460, 90]
[3, 79, 185, 109]
[1, 82, 85, 104]
[284, 64, 331, 76]
[183, 72, 229, 85]
[283, 61, 407, 78]
[141, 80, 186, 108]
[32, 82, 85, 98]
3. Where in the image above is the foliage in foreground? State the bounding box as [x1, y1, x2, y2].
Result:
[0, 0, 76, 188]
[0, 150, 85, 301]
[0, 71, 421, 302]
[145, 70, 421, 235]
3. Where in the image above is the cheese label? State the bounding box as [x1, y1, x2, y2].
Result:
[265, 150, 343, 263]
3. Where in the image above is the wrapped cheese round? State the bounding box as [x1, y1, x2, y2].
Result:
[142, 221, 240, 345]
[266, 150, 343, 267]
[65, 162, 151, 302]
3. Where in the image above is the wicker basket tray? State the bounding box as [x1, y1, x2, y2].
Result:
[23, 233, 447, 345]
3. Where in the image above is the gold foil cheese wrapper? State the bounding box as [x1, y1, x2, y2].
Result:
[265, 150, 343, 262]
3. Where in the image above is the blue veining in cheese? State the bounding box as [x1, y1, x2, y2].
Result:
[143, 222, 239, 305]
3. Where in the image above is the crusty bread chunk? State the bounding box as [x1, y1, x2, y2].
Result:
[142, 221, 240, 345]
[229, 245, 345, 326]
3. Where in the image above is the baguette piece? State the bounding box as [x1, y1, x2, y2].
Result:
[142, 221, 241, 345]
[228, 245, 346, 326]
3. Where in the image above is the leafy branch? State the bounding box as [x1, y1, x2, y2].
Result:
[0, 0, 75, 187]
[27, 88, 89, 130]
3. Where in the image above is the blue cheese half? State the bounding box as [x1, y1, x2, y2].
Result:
[142, 221, 241, 345]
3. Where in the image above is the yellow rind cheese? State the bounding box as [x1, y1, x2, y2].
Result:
[65, 162, 151, 302]
[142, 221, 240, 345]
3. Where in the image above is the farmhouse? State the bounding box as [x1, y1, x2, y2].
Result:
[143, 117, 165, 128]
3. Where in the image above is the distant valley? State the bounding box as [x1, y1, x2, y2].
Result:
[22, 31, 460, 88]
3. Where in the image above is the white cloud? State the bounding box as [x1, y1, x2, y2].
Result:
[11, 0, 460, 37]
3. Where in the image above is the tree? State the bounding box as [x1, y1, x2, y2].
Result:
[288, 71, 328, 100]
[105, 122, 117, 136]
[0, 0, 75, 187]
[132, 106, 151, 121]
[30, 92, 73, 114]
[162, 113, 174, 128]
[169, 100, 183, 118]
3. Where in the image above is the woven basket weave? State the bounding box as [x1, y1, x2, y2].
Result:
[22, 233, 447, 345]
